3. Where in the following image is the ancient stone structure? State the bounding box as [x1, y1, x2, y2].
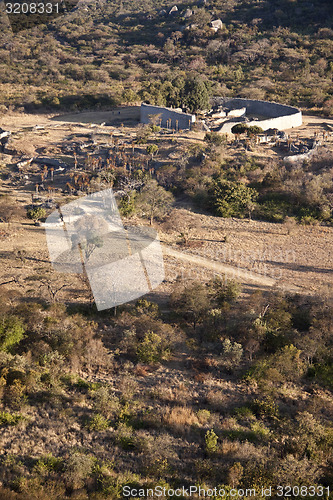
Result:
[140, 99, 302, 134]
[211, 98, 302, 133]
[140, 103, 196, 131]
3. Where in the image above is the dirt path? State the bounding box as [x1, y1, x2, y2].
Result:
[162, 245, 303, 294]
[163, 245, 274, 285]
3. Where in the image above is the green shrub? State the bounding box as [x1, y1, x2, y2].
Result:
[234, 406, 255, 419]
[136, 331, 170, 364]
[0, 411, 24, 426]
[115, 423, 135, 450]
[0, 316, 25, 352]
[252, 397, 279, 418]
[135, 299, 159, 318]
[307, 363, 333, 390]
[204, 132, 226, 146]
[205, 429, 218, 454]
[146, 144, 159, 156]
[209, 179, 258, 218]
[250, 421, 271, 441]
[119, 193, 136, 217]
[26, 207, 46, 223]
[209, 276, 241, 305]
[34, 454, 63, 475]
[247, 125, 264, 136]
[197, 409, 211, 424]
[231, 123, 249, 135]
[220, 338, 243, 369]
[5, 380, 28, 410]
[88, 414, 110, 431]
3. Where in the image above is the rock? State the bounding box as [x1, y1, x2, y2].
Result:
[210, 19, 223, 31]
[184, 8, 193, 18]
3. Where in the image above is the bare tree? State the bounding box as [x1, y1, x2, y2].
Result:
[165, 209, 201, 245]
[24, 275, 69, 303]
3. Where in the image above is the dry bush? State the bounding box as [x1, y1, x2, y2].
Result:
[150, 382, 191, 404]
[197, 409, 213, 425]
[0, 196, 24, 227]
[84, 338, 113, 373]
[220, 438, 268, 463]
[135, 430, 178, 462]
[133, 364, 150, 377]
[206, 390, 225, 411]
[221, 417, 238, 431]
[118, 374, 139, 401]
[194, 371, 211, 383]
[163, 208, 202, 245]
[163, 405, 200, 431]
[284, 216, 298, 235]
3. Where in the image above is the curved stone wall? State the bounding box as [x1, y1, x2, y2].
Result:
[141, 103, 196, 131]
[216, 98, 302, 133]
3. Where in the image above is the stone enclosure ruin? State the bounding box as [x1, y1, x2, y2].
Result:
[140, 103, 196, 131]
[207, 98, 303, 133]
[140, 98, 302, 133]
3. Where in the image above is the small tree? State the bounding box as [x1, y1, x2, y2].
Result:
[0, 196, 22, 228]
[146, 144, 159, 159]
[72, 214, 108, 261]
[204, 131, 226, 147]
[136, 331, 170, 364]
[25, 275, 69, 304]
[227, 462, 244, 488]
[182, 76, 210, 113]
[148, 113, 162, 136]
[119, 192, 136, 217]
[205, 429, 218, 454]
[247, 125, 264, 136]
[27, 206, 46, 224]
[171, 281, 210, 331]
[209, 276, 241, 306]
[136, 125, 151, 144]
[210, 179, 258, 218]
[220, 338, 243, 368]
[231, 123, 249, 135]
[136, 179, 174, 225]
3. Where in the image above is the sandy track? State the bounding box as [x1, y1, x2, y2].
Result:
[162, 245, 307, 294]
[163, 245, 275, 286]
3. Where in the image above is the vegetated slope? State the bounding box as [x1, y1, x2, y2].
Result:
[0, 267, 333, 498]
[0, 0, 333, 114]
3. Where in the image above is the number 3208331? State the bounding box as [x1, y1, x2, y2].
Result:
[5, 3, 60, 14]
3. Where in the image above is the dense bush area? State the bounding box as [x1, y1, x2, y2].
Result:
[0, 281, 332, 498]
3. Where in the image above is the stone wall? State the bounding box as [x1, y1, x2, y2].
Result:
[227, 107, 246, 118]
[215, 98, 302, 133]
[140, 103, 196, 130]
